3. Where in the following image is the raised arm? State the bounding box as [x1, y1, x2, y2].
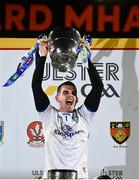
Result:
[32, 43, 50, 112]
[84, 55, 104, 112]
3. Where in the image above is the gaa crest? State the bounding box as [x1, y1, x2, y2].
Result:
[110, 122, 130, 144]
[27, 121, 45, 148]
[0, 121, 4, 144]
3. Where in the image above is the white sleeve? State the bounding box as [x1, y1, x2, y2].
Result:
[38, 104, 55, 129]
[77, 104, 95, 125]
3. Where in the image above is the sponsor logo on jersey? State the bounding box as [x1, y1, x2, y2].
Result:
[110, 121, 130, 144]
[54, 112, 80, 140]
[54, 128, 80, 139]
[27, 121, 45, 148]
[0, 121, 4, 145]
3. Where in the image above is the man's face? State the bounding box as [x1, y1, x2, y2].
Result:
[55, 85, 78, 112]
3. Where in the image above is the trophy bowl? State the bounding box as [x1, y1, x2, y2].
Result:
[48, 26, 81, 72]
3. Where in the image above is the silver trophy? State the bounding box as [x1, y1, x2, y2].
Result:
[48, 26, 81, 72]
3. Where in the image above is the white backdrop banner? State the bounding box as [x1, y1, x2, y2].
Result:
[0, 38, 139, 179]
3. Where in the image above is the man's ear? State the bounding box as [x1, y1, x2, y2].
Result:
[55, 95, 60, 102]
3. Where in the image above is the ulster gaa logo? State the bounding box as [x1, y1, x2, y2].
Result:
[110, 122, 130, 144]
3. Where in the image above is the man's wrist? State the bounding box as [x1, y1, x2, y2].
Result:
[39, 56, 46, 61]
[39, 50, 47, 57]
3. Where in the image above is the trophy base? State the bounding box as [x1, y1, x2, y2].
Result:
[47, 169, 78, 179]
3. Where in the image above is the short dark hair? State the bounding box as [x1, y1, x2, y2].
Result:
[57, 81, 77, 94]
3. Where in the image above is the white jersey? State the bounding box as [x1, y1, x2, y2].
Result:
[39, 104, 95, 179]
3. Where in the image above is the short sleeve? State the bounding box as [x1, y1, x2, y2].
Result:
[77, 104, 95, 125]
[39, 104, 56, 130]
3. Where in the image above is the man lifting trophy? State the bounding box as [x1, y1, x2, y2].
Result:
[3, 26, 103, 179]
[31, 27, 103, 179]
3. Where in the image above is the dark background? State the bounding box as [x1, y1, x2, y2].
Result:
[0, 0, 139, 38]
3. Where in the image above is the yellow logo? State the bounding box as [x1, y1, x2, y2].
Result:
[44, 85, 57, 96]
